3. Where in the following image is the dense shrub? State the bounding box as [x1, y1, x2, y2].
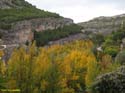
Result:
[89, 33, 104, 45]
[104, 46, 119, 57]
[0, 23, 12, 30]
[112, 30, 125, 42]
[0, 7, 60, 23]
[34, 24, 82, 46]
[101, 29, 125, 58]
[102, 37, 114, 48]
[103, 30, 125, 47]
[92, 66, 125, 93]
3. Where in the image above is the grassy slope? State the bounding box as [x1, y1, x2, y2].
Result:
[0, 8, 60, 23]
[0, 0, 61, 30]
[0, 0, 61, 23]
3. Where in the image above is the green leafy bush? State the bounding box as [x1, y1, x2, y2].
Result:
[112, 30, 125, 42]
[104, 46, 119, 57]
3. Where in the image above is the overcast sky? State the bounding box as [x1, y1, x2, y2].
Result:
[25, 0, 125, 23]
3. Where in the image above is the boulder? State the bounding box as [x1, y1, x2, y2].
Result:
[115, 51, 125, 65]
[92, 66, 125, 93]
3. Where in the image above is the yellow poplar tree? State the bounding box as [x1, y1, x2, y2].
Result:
[85, 55, 99, 91]
[7, 42, 37, 93]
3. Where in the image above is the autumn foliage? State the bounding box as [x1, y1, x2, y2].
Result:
[0, 40, 120, 93]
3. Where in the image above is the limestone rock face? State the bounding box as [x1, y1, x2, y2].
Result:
[0, 0, 74, 45]
[78, 14, 125, 35]
[93, 66, 125, 93]
[0, 18, 73, 45]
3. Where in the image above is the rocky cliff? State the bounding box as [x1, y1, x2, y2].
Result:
[0, 18, 73, 45]
[0, 0, 73, 45]
[78, 14, 125, 35]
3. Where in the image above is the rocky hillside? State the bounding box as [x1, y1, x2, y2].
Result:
[0, 0, 74, 61]
[0, 0, 73, 45]
[0, 18, 73, 45]
[78, 14, 125, 35]
[0, 0, 33, 9]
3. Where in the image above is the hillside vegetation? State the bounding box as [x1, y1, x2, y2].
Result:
[0, 0, 61, 24]
[0, 1, 125, 93]
[0, 0, 33, 8]
[0, 40, 122, 93]
[34, 24, 83, 46]
[0, 8, 60, 23]
[9, 0, 33, 8]
[0, 0, 61, 30]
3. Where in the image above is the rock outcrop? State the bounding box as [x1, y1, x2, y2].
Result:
[46, 33, 87, 46]
[0, 18, 73, 45]
[0, 0, 73, 45]
[115, 51, 125, 65]
[92, 66, 125, 93]
[78, 14, 125, 35]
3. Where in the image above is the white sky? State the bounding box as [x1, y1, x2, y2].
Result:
[25, 0, 125, 23]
